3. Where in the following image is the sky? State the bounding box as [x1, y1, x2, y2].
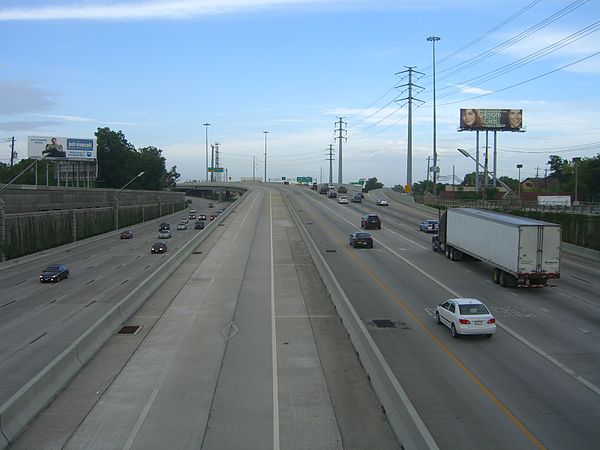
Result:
[1, 0, 599, 187]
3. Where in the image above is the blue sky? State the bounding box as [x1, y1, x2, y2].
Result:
[1, 0, 599, 186]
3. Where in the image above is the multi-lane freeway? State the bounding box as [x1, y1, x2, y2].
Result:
[3, 184, 600, 449]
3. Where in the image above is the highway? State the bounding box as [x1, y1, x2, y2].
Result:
[4, 184, 600, 449]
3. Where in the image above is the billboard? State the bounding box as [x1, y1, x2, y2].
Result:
[459, 109, 523, 131]
[28, 136, 97, 161]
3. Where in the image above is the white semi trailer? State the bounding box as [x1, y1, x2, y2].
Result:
[432, 208, 561, 287]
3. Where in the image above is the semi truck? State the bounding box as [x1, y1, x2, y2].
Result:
[432, 208, 561, 288]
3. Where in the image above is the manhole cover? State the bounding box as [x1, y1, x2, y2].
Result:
[372, 319, 396, 328]
[118, 325, 142, 335]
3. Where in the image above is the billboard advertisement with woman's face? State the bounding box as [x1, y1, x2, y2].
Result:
[28, 136, 97, 160]
[459, 109, 523, 131]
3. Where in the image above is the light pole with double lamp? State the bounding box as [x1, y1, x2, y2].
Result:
[114, 171, 145, 230]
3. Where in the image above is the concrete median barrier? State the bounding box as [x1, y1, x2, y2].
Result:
[0, 191, 248, 448]
[283, 192, 439, 450]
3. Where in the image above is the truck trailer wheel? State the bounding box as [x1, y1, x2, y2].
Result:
[492, 268, 501, 284]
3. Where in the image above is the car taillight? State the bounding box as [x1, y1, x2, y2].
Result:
[459, 319, 470, 324]
[487, 318, 496, 324]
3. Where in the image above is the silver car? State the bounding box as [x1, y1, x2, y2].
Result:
[158, 229, 172, 239]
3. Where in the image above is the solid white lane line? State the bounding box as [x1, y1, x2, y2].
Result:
[303, 190, 600, 399]
[270, 191, 280, 450]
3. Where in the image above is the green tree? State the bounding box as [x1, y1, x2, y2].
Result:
[364, 177, 383, 191]
[96, 127, 137, 188]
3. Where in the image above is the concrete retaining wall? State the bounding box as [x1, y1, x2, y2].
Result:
[0, 191, 249, 448]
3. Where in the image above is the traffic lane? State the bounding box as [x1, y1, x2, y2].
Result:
[286, 190, 541, 449]
[0, 212, 215, 403]
[290, 191, 594, 450]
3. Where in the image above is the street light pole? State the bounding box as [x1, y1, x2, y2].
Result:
[516, 164, 523, 197]
[203, 123, 210, 182]
[458, 148, 514, 194]
[427, 35, 441, 196]
[263, 131, 269, 183]
[114, 171, 145, 230]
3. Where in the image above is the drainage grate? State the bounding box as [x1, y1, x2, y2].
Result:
[325, 249, 337, 253]
[117, 325, 142, 335]
[372, 319, 396, 328]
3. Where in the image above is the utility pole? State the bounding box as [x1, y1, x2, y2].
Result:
[326, 144, 335, 185]
[253, 156, 256, 182]
[396, 67, 424, 192]
[10, 137, 15, 174]
[203, 123, 210, 182]
[427, 35, 441, 195]
[210, 144, 215, 182]
[426, 156, 431, 188]
[215, 142, 220, 182]
[263, 131, 269, 183]
[334, 118, 347, 184]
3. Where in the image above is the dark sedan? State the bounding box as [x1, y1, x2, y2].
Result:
[194, 220, 205, 230]
[120, 230, 134, 239]
[198, 214, 207, 221]
[151, 242, 168, 253]
[40, 264, 69, 283]
[349, 232, 373, 248]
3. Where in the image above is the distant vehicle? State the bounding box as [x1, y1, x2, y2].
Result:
[337, 186, 347, 194]
[327, 191, 337, 199]
[198, 214, 207, 221]
[376, 198, 388, 206]
[349, 232, 373, 248]
[351, 194, 362, 203]
[40, 264, 69, 283]
[185, 199, 193, 204]
[361, 188, 369, 193]
[189, 209, 197, 214]
[209, 214, 217, 221]
[177, 223, 187, 230]
[361, 213, 381, 230]
[158, 229, 172, 239]
[209, 203, 215, 208]
[420, 219, 438, 233]
[188, 214, 196, 220]
[357, 192, 364, 199]
[328, 184, 334, 190]
[194, 220, 205, 230]
[319, 185, 328, 194]
[159, 222, 170, 231]
[215, 209, 224, 215]
[432, 208, 561, 288]
[338, 196, 348, 204]
[311, 183, 318, 191]
[435, 298, 496, 339]
[151, 242, 167, 253]
[120, 230, 134, 239]
[283, 181, 289, 185]
[180, 217, 189, 223]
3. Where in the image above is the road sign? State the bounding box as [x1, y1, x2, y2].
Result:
[296, 176, 313, 183]
[208, 167, 224, 173]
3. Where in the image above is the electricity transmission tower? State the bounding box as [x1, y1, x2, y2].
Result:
[334, 118, 347, 184]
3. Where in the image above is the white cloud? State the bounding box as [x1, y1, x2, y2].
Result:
[455, 84, 493, 95]
[0, 80, 56, 116]
[37, 113, 94, 122]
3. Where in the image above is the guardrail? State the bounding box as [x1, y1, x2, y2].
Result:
[282, 192, 439, 450]
[0, 191, 249, 449]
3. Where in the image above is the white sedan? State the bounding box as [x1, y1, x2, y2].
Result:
[376, 198, 388, 206]
[435, 298, 496, 338]
[338, 195, 349, 204]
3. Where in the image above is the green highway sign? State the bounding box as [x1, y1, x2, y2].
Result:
[208, 167, 224, 173]
[296, 176, 313, 183]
